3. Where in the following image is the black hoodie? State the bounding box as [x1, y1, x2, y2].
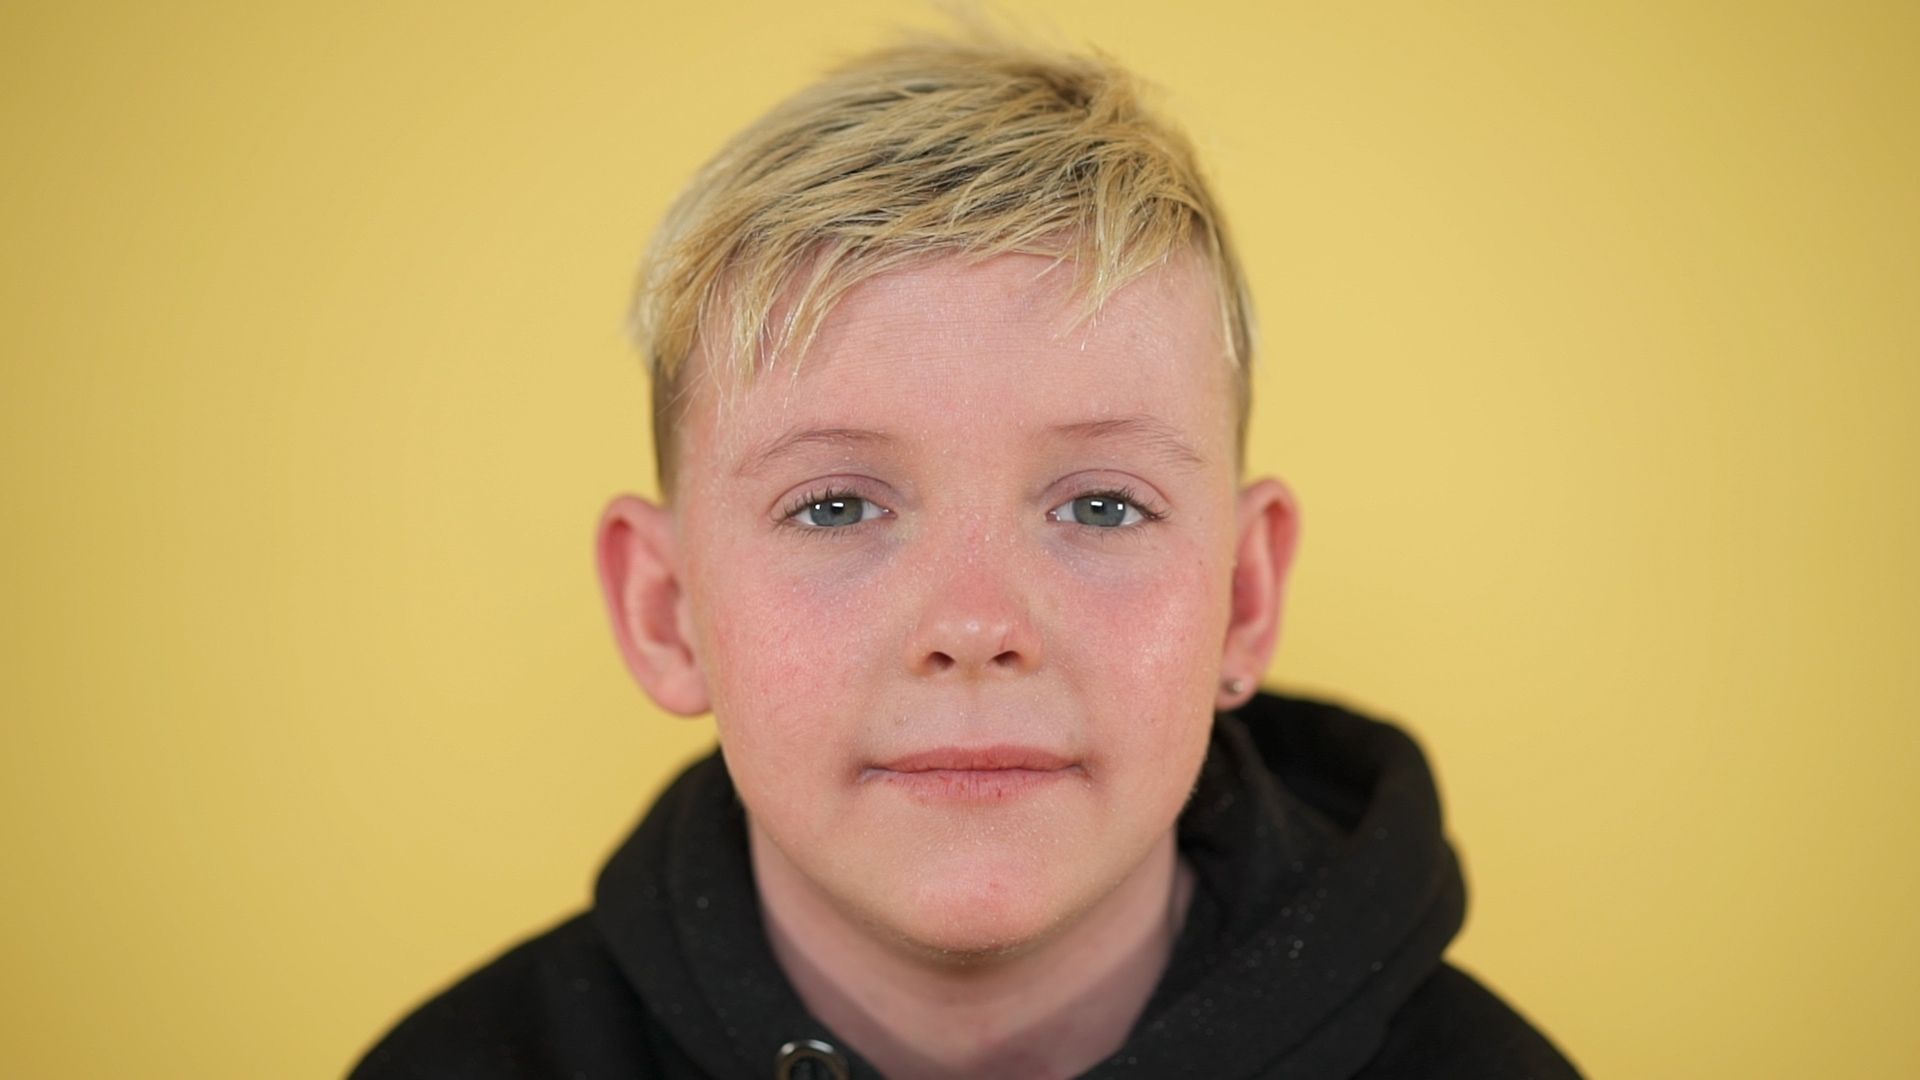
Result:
[350, 692, 1580, 1078]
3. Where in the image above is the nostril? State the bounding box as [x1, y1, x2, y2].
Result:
[927, 652, 955, 672]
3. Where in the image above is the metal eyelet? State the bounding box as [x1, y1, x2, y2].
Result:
[775, 1038, 851, 1080]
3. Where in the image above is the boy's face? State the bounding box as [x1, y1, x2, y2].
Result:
[644, 251, 1268, 958]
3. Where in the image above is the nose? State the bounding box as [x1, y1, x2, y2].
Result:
[905, 531, 1044, 680]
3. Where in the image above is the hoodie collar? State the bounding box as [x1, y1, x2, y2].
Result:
[593, 692, 1464, 1079]
[1104, 694, 1466, 1077]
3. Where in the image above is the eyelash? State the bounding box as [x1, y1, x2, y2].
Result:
[775, 485, 1167, 537]
[1060, 485, 1166, 533]
[776, 488, 881, 539]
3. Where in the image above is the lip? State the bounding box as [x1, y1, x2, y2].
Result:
[874, 744, 1076, 773]
[863, 744, 1081, 802]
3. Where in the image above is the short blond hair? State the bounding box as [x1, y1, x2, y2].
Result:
[630, 31, 1255, 494]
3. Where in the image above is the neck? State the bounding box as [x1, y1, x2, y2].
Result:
[751, 824, 1195, 1080]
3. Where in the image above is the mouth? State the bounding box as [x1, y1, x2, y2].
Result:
[861, 745, 1082, 802]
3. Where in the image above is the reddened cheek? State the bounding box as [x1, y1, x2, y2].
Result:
[1085, 556, 1217, 671]
[695, 572, 898, 758]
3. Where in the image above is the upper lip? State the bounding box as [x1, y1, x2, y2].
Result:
[873, 744, 1076, 773]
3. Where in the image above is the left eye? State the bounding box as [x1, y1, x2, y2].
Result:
[1048, 493, 1150, 528]
[788, 494, 887, 529]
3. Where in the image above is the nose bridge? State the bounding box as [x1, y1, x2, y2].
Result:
[906, 508, 1041, 678]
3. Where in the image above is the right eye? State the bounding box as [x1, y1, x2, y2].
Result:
[783, 491, 888, 530]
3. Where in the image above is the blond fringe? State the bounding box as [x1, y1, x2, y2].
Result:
[630, 29, 1255, 490]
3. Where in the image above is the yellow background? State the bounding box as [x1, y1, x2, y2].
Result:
[4, 2, 1914, 1076]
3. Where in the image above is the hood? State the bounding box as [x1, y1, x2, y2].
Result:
[593, 691, 1466, 1079]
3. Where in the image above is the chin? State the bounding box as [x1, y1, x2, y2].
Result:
[879, 862, 1091, 963]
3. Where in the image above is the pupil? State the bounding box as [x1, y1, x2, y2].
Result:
[1075, 496, 1128, 527]
[808, 498, 863, 527]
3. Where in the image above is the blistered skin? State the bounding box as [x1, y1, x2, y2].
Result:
[670, 250, 1245, 966]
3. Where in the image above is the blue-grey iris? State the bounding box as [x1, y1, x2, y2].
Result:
[807, 498, 866, 527]
[1072, 495, 1129, 527]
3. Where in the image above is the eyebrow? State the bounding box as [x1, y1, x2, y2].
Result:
[733, 426, 899, 478]
[1046, 414, 1209, 473]
[732, 413, 1207, 478]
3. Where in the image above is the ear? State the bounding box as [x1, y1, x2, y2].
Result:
[1217, 477, 1302, 711]
[596, 494, 711, 717]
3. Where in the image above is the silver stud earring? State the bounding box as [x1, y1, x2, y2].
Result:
[1221, 676, 1247, 695]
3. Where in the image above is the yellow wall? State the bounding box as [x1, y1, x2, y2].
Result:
[4, 2, 1914, 1076]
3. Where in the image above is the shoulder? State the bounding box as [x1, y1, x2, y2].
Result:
[1359, 963, 1584, 1079]
[347, 912, 670, 1079]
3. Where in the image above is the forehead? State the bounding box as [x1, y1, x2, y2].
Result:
[681, 250, 1235, 476]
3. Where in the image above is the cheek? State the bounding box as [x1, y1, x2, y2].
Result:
[1053, 540, 1233, 749]
[689, 552, 892, 760]
[1086, 563, 1219, 678]
[1062, 529, 1229, 669]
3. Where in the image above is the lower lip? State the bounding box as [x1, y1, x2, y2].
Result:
[868, 767, 1078, 802]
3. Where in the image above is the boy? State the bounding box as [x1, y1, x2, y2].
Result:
[352, 32, 1579, 1080]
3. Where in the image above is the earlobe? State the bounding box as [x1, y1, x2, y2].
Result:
[596, 495, 711, 717]
[1217, 477, 1302, 710]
